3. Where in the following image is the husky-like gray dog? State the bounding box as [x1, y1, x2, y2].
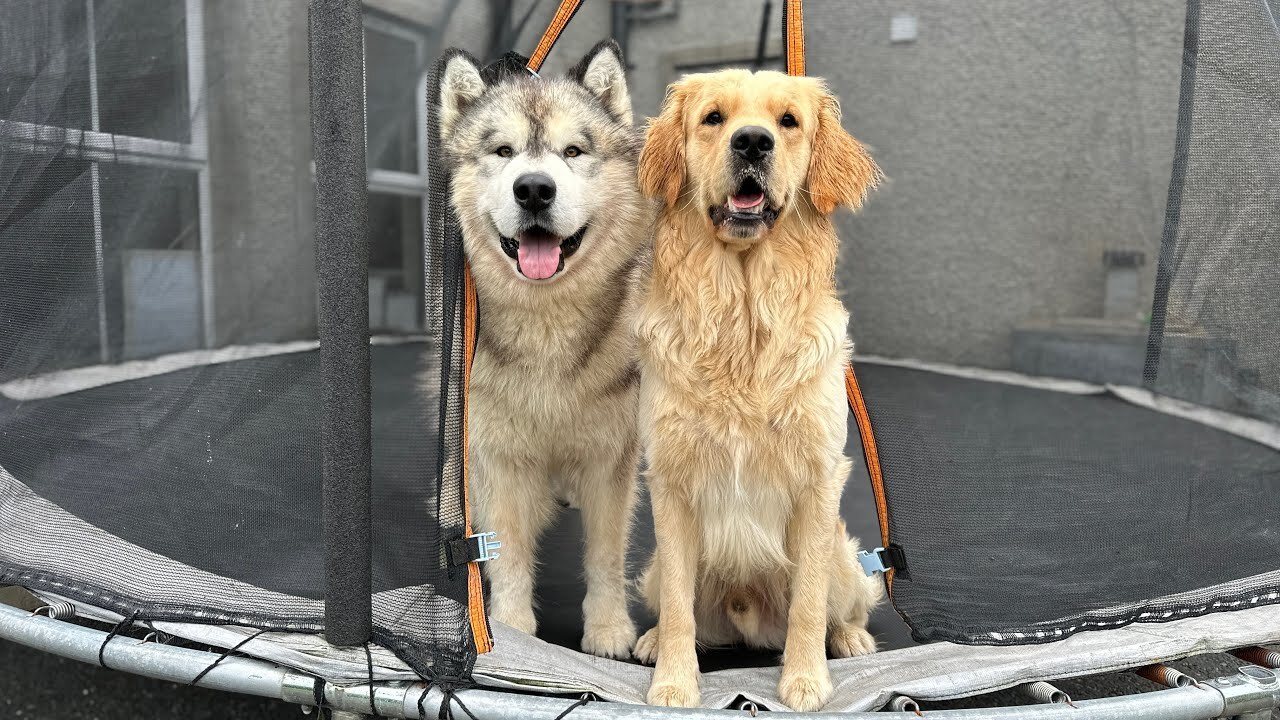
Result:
[436, 41, 650, 658]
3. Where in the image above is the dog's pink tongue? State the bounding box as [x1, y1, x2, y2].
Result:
[731, 192, 765, 209]
[517, 236, 561, 280]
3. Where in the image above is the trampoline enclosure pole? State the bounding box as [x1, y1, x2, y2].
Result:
[308, 0, 374, 646]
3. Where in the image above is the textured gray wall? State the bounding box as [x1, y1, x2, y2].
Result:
[206, 1, 1184, 365]
[498, 0, 1186, 367]
[202, 0, 496, 345]
[510, 0, 777, 118]
[808, 1, 1184, 366]
[205, 0, 316, 345]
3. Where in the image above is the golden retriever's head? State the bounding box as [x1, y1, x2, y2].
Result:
[639, 69, 880, 244]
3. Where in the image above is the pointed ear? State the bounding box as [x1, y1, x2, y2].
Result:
[568, 39, 632, 125]
[808, 93, 882, 214]
[437, 49, 486, 139]
[638, 82, 687, 206]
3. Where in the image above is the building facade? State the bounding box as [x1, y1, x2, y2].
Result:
[1, 0, 1187, 379]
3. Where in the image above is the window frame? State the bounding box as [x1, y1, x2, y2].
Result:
[0, 0, 212, 359]
[362, 10, 431, 197]
[361, 9, 432, 334]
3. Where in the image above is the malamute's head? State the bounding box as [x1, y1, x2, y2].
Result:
[437, 41, 640, 284]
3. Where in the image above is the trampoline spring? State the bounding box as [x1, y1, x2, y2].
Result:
[1231, 646, 1280, 669]
[887, 694, 922, 715]
[1019, 681, 1072, 706]
[734, 698, 759, 716]
[1136, 663, 1197, 688]
[30, 600, 76, 620]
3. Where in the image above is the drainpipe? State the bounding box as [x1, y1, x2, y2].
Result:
[611, 0, 681, 68]
[610, 1, 632, 66]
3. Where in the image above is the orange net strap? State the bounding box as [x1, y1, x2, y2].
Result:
[783, 0, 805, 76]
[526, 0, 585, 73]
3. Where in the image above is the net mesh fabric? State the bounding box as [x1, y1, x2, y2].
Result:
[812, 0, 1280, 645]
[1, 0, 1278, 690]
[1145, 0, 1280, 424]
[0, 1, 475, 679]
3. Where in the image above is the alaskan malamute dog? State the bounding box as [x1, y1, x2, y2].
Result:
[436, 41, 650, 658]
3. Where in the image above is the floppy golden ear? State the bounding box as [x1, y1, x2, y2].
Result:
[808, 94, 881, 214]
[638, 84, 687, 206]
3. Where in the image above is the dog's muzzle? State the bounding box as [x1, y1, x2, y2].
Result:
[710, 175, 779, 230]
[499, 225, 586, 281]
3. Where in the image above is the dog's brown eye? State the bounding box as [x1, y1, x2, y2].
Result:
[564, 145, 583, 158]
[495, 146, 514, 158]
[703, 110, 723, 126]
[780, 113, 798, 128]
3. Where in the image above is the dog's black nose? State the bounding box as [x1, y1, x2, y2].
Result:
[731, 126, 774, 161]
[513, 172, 556, 212]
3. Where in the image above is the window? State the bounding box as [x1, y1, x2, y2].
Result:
[363, 11, 430, 333]
[0, 0, 210, 369]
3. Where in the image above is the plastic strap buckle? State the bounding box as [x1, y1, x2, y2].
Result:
[857, 545, 907, 576]
[446, 531, 501, 567]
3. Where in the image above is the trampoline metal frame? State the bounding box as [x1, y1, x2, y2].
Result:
[3, 603, 1278, 719]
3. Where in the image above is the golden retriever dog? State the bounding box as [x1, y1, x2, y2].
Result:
[631, 69, 884, 710]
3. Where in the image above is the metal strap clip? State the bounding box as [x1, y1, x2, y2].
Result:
[473, 531, 501, 561]
[858, 545, 908, 577]
[857, 547, 891, 575]
[447, 531, 502, 567]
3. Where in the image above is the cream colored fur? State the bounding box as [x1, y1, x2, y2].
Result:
[436, 44, 652, 659]
[633, 69, 884, 711]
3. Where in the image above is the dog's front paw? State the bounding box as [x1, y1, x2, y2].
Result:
[828, 624, 877, 658]
[778, 666, 833, 712]
[647, 680, 700, 708]
[633, 626, 660, 664]
[581, 619, 638, 659]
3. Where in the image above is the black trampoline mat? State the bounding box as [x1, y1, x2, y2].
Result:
[859, 364, 1280, 643]
[4, 348, 1277, 662]
[0, 344, 444, 600]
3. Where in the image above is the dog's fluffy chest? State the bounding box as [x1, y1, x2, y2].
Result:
[695, 448, 795, 581]
[469, 278, 640, 461]
[639, 272, 848, 431]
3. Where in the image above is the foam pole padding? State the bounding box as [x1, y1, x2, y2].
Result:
[308, 0, 373, 647]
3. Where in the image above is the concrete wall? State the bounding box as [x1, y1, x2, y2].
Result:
[204, 0, 316, 345]
[489, 0, 1186, 369]
[808, 1, 1184, 367]
[201, 0, 496, 345]
[196, 0, 1186, 367]
[507, 0, 780, 119]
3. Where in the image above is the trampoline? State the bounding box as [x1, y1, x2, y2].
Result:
[2, 0, 1279, 717]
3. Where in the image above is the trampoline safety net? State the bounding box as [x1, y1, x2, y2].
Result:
[0, 0, 478, 680]
[0, 0, 1277, 700]
[815, 0, 1280, 644]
